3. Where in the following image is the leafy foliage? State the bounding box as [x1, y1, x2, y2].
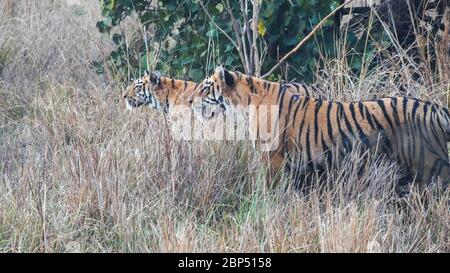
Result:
[94, 0, 377, 82]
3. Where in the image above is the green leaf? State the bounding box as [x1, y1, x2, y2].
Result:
[101, 0, 115, 10]
[283, 36, 299, 46]
[166, 3, 176, 11]
[206, 28, 217, 37]
[91, 61, 104, 74]
[96, 21, 110, 33]
[110, 50, 119, 59]
[257, 20, 266, 37]
[117, 0, 132, 6]
[224, 43, 234, 52]
[215, 3, 224, 13]
[297, 20, 306, 31]
[103, 16, 112, 27]
[181, 56, 194, 65]
[112, 33, 122, 45]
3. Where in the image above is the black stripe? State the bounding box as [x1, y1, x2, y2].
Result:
[281, 95, 298, 154]
[277, 84, 286, 104]
[349, 103, 369, 146]
[326, 102, 335, 146]
[297, 105, 308, 144]
[292, 98, 302, 123]
[246, 77, 256, 93]
[293, 83, 300, 94]
[336, 103, 351, 153]
[321, 135, 333, 168]
[402, 96, 408, 122]
[377, 99, 394, 129]
[305, 125, 312, 163]
[415, 111, 441, 157]
[300, 83, 309, 96]
[358, 102, 366, 119]
[278, 85, 288, 116]
[390, 97, 401, 126]
[314, 100, 323, 146]
[340, 103, 355, 137]
[364, 104, 376, 130]
[301, 97, 310, 109]
[411, 99, 420, 122]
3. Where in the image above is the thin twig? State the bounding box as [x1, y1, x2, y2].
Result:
[252, 0, 261, 76]
[199, 1, 239, 50]
[224, 0, 249, 74]
[261, 0, 354, 79]
[240, 0, 253, 74]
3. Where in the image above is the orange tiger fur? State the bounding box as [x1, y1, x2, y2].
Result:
[194, 66, 450, 191]
[123, 70, 321, 120]
[122, 71, 199, 113]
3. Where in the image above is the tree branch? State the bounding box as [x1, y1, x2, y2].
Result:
[251, 0, 261, 76]
[224, 0, 250, 74]
[261, 0, 354, 79]
[240, 0, 254, 74]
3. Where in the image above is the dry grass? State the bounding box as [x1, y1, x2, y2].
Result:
[0, 1, 449, 253]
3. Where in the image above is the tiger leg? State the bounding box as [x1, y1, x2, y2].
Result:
[260, 151, 285, 190]
[412, 153, 450, 190]
[270, 152, 286, 188]
[265, 151, 315, 192]
[425, 158, 450, 190]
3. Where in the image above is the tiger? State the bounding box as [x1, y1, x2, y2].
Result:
[193, 66, 450, 192]
[122, 70, 216, 116]
[123, 70, 321, 120]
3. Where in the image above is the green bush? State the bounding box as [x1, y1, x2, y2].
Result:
[95, 0, 348, 82]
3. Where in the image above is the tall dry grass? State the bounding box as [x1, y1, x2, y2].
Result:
[0, 0, 449, 252]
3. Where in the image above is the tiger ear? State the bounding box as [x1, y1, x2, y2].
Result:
[150, 70, 161, 85]
[215, 66, 235, 88]
[144, 70, 150, 76]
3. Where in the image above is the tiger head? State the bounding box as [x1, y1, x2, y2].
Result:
[122, 70, 167, 112]
[191, 66, 235, 119]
